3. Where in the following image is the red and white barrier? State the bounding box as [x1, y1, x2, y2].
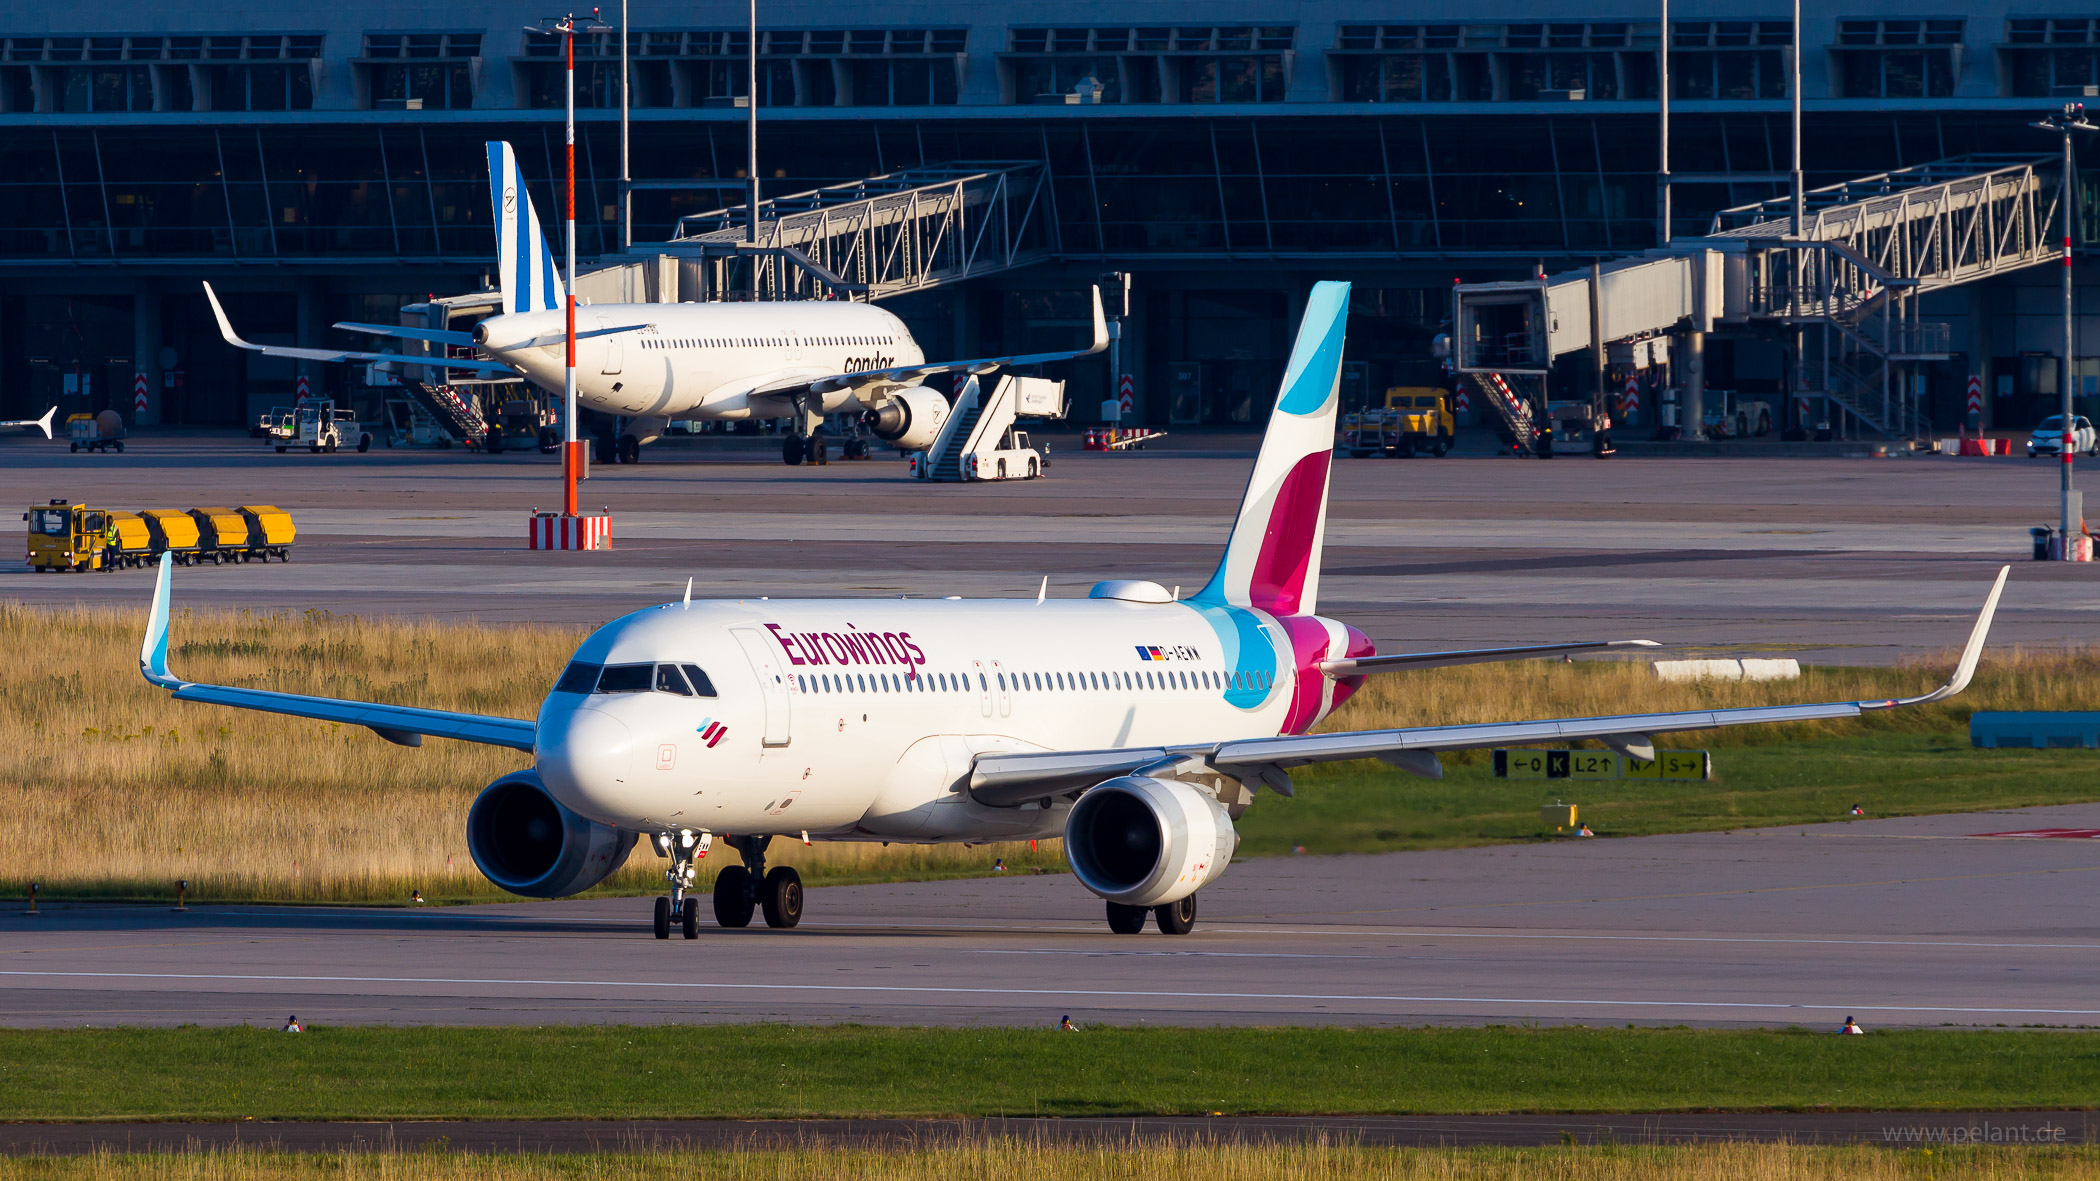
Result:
[529, 513, 611, 550]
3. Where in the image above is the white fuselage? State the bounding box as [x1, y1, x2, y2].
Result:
[532, 595, 1353, 846]
[477, 301, 925, 423]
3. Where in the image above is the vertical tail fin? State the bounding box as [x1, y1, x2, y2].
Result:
[485, 141, 564, 315]
[1193, 281, 1350, 617]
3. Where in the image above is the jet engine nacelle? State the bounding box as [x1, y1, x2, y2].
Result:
[865, 386, 950, 451]
[1063, 776, 1237, 908]
[465, 770, 637, 898]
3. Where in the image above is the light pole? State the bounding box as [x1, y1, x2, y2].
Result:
[747, 0, 760, 300]
[538, 9, 606, 520]
[619, 0, 630, 252]
[2032, 102, 2096, 558]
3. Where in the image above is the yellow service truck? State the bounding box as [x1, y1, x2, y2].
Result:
[1341, 387, 1455, 458]
[24, 500, 110, 571]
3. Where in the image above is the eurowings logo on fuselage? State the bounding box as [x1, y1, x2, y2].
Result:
[697, 718, 728, 748]
[766, 623, 927, 674]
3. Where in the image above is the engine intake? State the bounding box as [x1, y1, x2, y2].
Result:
[466, 771, 637, 898]
[865, 385, 950, 451]
[1064, 776, 1236, 908]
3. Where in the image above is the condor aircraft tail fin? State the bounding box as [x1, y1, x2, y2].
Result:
[1191, 280, 1349, 617]
[485, 141, 565, 315]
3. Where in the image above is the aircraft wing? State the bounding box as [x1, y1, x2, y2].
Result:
[970, 566, 2008, 806]
[750, 287, 1109, 403]
[205, 283, 516, 376]
[137, 555, 536, 752]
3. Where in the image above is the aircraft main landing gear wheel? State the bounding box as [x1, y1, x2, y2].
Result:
[680, 896, 700, 939]
[806, 434, 827, 466]
[653, 896, 672, 940]
[713, 865, 755, 928]
[1154, 894, 1197, 935]
[1105, 901, 1148, 934]
[781, 433, 805, 466]
[761, 866, 803, 929]
[616, 435, 640, 465]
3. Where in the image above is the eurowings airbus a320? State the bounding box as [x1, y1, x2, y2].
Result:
[202, 141, 1104, 467]
[137, 282, 2010, 938]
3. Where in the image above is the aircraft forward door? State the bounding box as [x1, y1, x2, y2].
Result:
[598, 316, 624, 375]
[971, 660, 992, 717]
[990, 659, 1012, 718]
[731, 627, 792, 747]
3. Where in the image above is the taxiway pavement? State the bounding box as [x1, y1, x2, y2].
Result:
[6, 804, 2099, 1030]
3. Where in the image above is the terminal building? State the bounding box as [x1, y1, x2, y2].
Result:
[3, 0, 2099, 438]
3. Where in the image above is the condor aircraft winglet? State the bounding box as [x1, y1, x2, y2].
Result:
[140, 280, 2011, 938]
[204, 141, 1105, 467]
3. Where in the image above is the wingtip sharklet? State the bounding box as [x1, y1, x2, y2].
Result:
[1874, 564, 2009, 709]
[140, 552, 179, 688]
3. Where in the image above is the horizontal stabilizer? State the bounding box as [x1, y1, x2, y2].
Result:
[1, 406, 55, 438]
[205, 283, 515, 375]
[1321, 639, 1661, 675]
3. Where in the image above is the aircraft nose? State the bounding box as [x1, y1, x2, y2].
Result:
[537, 705, 636, 814]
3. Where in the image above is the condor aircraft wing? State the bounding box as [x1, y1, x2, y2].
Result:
[749, 287, 1109, 404]
[204, 282, 517, 376]
[137, 555, 536, 751]
[970, 566, 2008, 805]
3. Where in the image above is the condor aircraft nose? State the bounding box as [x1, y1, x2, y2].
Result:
[536, 704, 637, 818]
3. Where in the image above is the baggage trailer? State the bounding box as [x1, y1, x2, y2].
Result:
[102, 510, 154, 568]
[141, 509, 203, 565]
[237, 505, 296, 561]
[187, 507, 254, 564]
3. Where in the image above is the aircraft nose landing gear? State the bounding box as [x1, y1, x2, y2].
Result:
[651, 829, 709, 939]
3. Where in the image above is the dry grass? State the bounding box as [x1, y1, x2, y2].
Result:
[0, 1143, 2089, 1181]
[0, 604, 1060, 904]
[3, 602, 2092, 904]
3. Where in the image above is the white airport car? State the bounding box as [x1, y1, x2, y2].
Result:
[2028, 415, 2098, 458]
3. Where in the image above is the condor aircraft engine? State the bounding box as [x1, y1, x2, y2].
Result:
[137, 283, 2010, 938]
[203, 142, 1103, 467]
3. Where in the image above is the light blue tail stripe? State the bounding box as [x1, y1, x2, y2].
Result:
[1273, 281, 1351, 417]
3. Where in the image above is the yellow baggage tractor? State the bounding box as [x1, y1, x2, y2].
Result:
[236, 504, 296, 562]
[23, 499, 108, 571]
[101, 510, 155, 569]
[187, 506, 252, 565]
[140, 508, 203, 565]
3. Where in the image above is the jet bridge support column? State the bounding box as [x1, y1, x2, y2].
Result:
[1682, 331, 1705, 440]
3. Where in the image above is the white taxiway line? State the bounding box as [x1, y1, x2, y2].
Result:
[3, 969, 2098, 1018]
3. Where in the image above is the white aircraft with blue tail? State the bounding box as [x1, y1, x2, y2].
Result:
[202, 141, 1103, 466]
[139, 282, 2009, 938]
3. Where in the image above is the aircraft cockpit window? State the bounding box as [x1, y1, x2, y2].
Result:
[555, 661, 602, 694]
[655, 664, 694, 696]
[594, 663, 654, 693]
[681, 664, 717, 696]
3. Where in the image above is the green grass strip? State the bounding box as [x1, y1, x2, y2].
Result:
[3, 1025, 2096, 1121]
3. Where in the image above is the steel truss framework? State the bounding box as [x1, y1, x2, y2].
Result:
[650, 163, 1054, 302]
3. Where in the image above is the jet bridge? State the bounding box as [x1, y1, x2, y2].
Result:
[578, 162, 1054, 305]
[1452, 155, 2062, 440]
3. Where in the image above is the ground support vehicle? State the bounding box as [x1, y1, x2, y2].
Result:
[256, 407, 297, 443]
[2028, 415, 2099, 458]
[66, 411, 126, 453]
[1341, 388, 1454, 457]
[965, 428, 1045, 480]
[278, 400, 372, 454]
[481, 392, 560, 456]
[23, 500, 109, 571]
